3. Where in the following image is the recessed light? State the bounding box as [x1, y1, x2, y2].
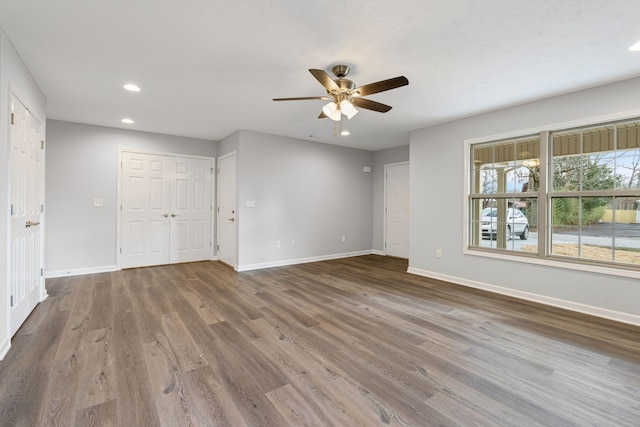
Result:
[121, 118, 134, 124]
[630, 40, 640, 51]
[340, 130, 350, 136]
[123, 83, 141, 92]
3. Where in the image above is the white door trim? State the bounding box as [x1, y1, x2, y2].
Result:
[116, 148, 215, 269]
[384, 161, 410, 258]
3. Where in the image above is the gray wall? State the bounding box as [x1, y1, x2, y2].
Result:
[410, 76, 640, 319]
[45, 120, 217, 274]
[1, 28, 47, 357]
[372, 145, 410, 252]
[235, 130, 374, 269]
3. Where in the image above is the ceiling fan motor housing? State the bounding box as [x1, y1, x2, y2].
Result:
[332, 64, 350, 78]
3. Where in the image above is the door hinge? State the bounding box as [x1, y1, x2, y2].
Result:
[41, 140, 45, 150]
[11, 113, 14, 125]
[217, 206, 220, 213]
[210, 241, 212, 247]
[10, 204, 14, 216]
[10, 295, 14, 307]
[216, 245, 219, 251]
[40, 204, 44, 213]
[120, 247, 122, 253]
[40, 268, 44, 277]
[217, 168, 220, 174]
[210, 167, 214, 173]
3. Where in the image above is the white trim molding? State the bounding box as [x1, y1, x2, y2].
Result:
[46, 265, 119, 279]
[0, 338, 10, 360]
[408, 266, 640, 327]
[237, 250, 374, 272]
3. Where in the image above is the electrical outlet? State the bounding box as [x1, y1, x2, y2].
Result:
[276, 240, 281, 248]
[291, 240, 295, 247]
[341, 235, 346, 243]
[436, 249, 442, 258]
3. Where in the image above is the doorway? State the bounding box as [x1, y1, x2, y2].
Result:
[119, 150, 214, 269]
[385, 162, 410, 259]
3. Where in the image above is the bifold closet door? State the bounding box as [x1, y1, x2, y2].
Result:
[121, 152, 212, 269]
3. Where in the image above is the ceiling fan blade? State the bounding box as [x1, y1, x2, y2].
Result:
[352, 76, 409, 97]
[318, 111, 328, 119]
[309, 69, 341, 93]
[273, 96, 332, 101]
[352, 98, 393, 113]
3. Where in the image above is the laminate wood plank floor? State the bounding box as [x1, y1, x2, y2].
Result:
[1, 255, 640, 426]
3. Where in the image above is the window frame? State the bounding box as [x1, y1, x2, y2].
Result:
[463, 109, 640, 280]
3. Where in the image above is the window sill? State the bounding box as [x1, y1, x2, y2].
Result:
[464, 246, 640, 280]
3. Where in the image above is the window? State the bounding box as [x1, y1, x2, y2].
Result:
[467, 118, 640, 272]
[469, 136, 539, 253]
[550, 120, 640, 266]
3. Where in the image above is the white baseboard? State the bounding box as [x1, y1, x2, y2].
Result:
[45, 265, 119, 279]
[237, 250, 374, 272]
[0, 338, 10, 360]
[408, 267, 640, 327]
[372, 249, 386, 256]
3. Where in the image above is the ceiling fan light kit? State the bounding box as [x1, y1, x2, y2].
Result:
[273, 64, 409, 127]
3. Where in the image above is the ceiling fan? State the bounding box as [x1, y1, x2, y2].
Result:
[273, 65, 409, 122]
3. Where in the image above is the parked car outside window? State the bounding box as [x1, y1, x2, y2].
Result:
[481, 207, 529, 240]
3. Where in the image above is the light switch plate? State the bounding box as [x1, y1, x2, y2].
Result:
[93, 198, 104, 207]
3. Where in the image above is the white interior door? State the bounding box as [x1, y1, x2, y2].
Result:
[217, 152, 236, 268]
[385, 162, 410, 259]
[121, 152, 213, 268]
[121, 152, 172, 268]
[9, 94, 45, 335]
[170, 157, 212, 263]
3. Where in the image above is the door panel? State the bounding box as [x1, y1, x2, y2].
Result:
[217, 153, 236, 268]
[121, 152, 212, 268]
[121, 152, 171, 268]
[169, 157, 212, 263]
[10, 94, 44, 336]
[385, 163, 410, 259]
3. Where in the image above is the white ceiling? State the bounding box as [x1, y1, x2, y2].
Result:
[1, 1, 639, 151]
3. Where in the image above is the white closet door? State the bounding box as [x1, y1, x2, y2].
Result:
[9, 94, 45, 335]
[170, 157, 212, 263]
[121, 152, 213, 269]
[121, 152, 172, 268]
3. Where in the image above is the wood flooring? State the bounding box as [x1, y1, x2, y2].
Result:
[1, 255, 639, 426]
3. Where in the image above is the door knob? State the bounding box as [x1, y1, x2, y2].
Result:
[228, 217, 235, 222]
[163, 214, 169, 217]
[171, 214, 178, 217]
[25, 220, 40, 228]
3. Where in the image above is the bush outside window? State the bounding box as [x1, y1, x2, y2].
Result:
[550, 120, 640, 266]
